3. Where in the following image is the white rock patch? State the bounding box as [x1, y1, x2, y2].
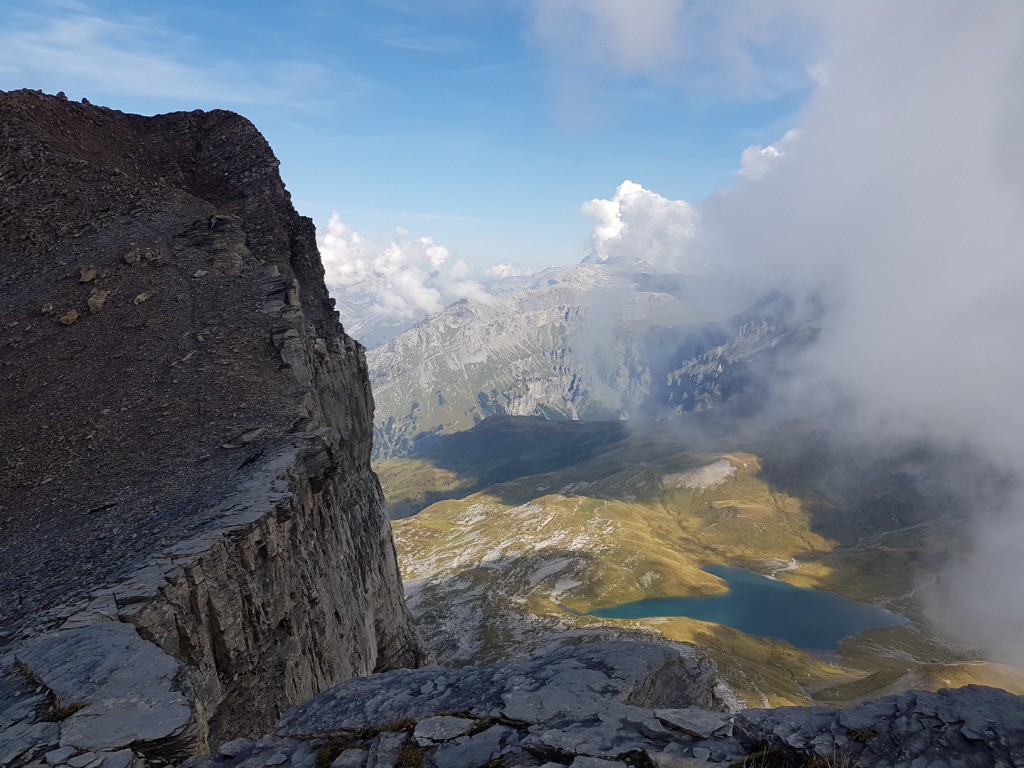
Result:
[662, 459, 736, 493]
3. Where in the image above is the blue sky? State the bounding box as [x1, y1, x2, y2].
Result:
[0, 0, 820, 271]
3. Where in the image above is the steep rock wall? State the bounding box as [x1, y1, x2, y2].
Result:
[0, 89, 422, 762]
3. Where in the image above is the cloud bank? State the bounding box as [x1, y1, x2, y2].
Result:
[736, 129, 798, 182]
[554, 2, 1024, 666]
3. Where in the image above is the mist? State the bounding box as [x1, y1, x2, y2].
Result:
[539, 2, 1024, 664]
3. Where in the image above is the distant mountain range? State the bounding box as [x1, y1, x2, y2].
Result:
[366, 256, 811, 458]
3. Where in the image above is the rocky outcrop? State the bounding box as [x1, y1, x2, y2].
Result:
[194, 640, 742, 768]
[190, 639, 1024, 768]
[735, 685, 1024, 768]
[0, 89, 422, 763]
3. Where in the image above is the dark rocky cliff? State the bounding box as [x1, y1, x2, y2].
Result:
[0, 89, 423, 762]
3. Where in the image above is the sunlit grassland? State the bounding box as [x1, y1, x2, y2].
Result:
[374, 458, 473, 519]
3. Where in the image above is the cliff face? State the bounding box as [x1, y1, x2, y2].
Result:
[0, 89, 422, 761]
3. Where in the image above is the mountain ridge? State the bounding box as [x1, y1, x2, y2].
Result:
[368, 260, 800, 458]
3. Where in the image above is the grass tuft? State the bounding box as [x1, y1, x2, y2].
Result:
[396, 742, 427, 768]
[49, 698, 86, 721]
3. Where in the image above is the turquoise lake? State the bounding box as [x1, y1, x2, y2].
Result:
[590, 565, 907, 651]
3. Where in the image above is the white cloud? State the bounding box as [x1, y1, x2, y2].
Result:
[318, 212, 491, 323]
[582, 180, 699, 271]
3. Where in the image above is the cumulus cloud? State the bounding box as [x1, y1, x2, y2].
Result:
[582, 180, 700, 271]
[318, 212, 490, 324]
[555, 2, 1024, 666]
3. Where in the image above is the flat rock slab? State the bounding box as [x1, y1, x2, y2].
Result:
[44, 747, 76, 765]
[431, 725, 509, 768]
[655, 708, 733, 739]
[278, 640, 720, 736]
[13, 622, 195, 753]
[412, 716, 474, 744]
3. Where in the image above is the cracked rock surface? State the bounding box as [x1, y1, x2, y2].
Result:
[189, 640, 1024, 768]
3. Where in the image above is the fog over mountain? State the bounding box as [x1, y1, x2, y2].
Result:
[539, 2, 1024, 666]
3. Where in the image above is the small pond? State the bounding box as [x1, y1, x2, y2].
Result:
[589, 565, 907, 651]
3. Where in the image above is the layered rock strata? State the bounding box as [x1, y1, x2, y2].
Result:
[0, 89, 422, 763]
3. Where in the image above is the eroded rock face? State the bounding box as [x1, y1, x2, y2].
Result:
[0, 89, 422, 762]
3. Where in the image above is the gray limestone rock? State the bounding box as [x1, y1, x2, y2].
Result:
[200, 641, 1024, 768]
[278, 641, 724, 737]
[42, 748, 74, 766]
[647, 753, 709, 768]
[328, 751, 367, 768]
[218, 740, 251, 759]
[654, 709, 733, 740]
[365, 732, 406, 768]
[735, 685, 1024, 768]
[412, 716, 474, 745]
[569, 758, 625, 768]
[96, 751, 133, 768]
[13, 623, 194, 755]
[431, 726, 507, 768]
[641, 719, 671, 740]
[0, 721, 59, 768]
